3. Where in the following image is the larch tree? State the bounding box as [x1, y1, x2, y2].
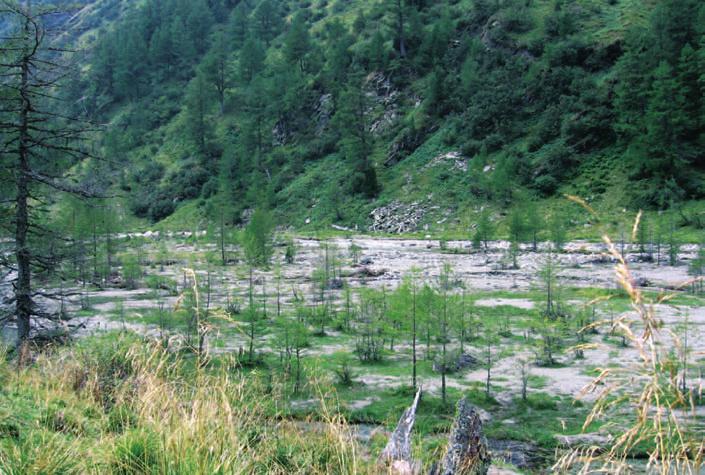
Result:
[184, 71, 213, 158]
[0, 0, 97, 350]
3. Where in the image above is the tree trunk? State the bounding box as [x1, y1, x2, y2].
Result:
[435, 399, 491, 475]
[15, 10, 33, 347]
[396, 0, 406, 58]
[412, 285, 417, 389]
[379, 387, 422, 474]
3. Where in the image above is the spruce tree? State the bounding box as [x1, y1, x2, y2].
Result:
[643, 61, 688, 196]
[184, 71, 213, 157]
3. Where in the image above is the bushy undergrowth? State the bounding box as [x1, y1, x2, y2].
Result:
[0, 333, 366, 474]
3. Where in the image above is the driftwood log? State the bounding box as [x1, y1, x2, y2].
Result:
[433, 398, 491, 475]
[378, 387, 423, 474]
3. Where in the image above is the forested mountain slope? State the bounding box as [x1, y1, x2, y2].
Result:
[65, 0, 705, 232]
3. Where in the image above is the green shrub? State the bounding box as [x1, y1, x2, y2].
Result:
[108, 404, 137, 433]
[525, 392, 558, 410]
[111, 429, 161, 475]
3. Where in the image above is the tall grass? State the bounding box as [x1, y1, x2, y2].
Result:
[0, 333, 367, 474]
[556, 200, 704, 474]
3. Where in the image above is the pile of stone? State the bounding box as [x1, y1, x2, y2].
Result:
[369, 201, 425, 234]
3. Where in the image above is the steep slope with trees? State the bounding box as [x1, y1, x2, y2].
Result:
[59, 0, 705, 229]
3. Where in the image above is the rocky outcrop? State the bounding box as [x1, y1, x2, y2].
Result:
[385, 127, 426, 167]
[314, 93, 333, 136]
[364, 72, 399, 136]
[272, 92, 334, 146]
[272, 118, 291, 146]
[369, 201, 425, 234]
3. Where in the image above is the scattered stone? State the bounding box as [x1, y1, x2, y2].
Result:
[488, 466, 522, 475]
[351, 267, 387, 278]
[555, 433, 612, 449]
[424, 151, 469, 172]
[328, 278, 344, 290]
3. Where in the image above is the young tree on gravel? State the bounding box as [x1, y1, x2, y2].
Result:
[452, 288, 473, 353]
[355, 289, 384, 363]
[507, 206, 527, 247]
[242, 208, 275, 268]
[473, 211, 494, 252]
[394, 268, 421, 388]
[548, 212, 568, 252]
[418, 283, 436, 361]
[437, 263, 454, 405]
[240, 208, 273, 364]
[524, 201, 543, 251]
[408, 268, 421, 389]
[688, 243, 705, 295]
[517, 358, 531, 402]
[667, 218, 680, 266]
[539, 250, 560, 318]
[535, 251, 565, 365]
[482, 324, 499, 398]
[637, 214, 655, 261]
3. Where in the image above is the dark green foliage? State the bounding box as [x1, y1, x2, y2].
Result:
[334, 81, 380, 198]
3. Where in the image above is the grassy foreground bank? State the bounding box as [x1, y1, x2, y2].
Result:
[0, 333, 364, 474]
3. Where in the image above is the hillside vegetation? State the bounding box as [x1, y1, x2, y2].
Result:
[58, 0, 705, 233]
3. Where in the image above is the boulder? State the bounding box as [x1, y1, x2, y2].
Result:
[488, 440, 540, 470]
[433, 352, 480, 374]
